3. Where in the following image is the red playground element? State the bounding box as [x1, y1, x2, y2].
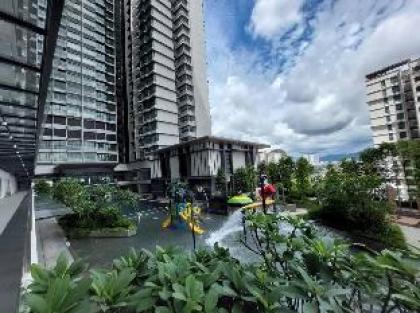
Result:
[262, 184, 276, 199]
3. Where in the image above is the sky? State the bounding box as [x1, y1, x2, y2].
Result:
[203, 0, 420, 156]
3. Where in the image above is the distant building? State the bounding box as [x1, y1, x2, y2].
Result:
[303, 154, 320, 166]
[257, 148, 287, 164]
[366, 58, 420, 201]
[116, 136, 269, 195]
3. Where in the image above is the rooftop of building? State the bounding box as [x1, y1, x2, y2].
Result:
[258, 148, 287, 154]
[156, 136, 270, 153]
[365, 58, 417, 80]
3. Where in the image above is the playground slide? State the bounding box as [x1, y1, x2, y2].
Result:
[161, 216, 171, 229]
[161, 213, 205, 235]
[241, 199, 275, 210]
[179, 213, 205, 235]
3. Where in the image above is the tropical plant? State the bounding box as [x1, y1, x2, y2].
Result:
[25, 253, 92, 313]
[52, 180, 137, 233]
[25, 276, 92, 313]
[277, 156, 295, 194]
[396, 140, 420, 207]
[307, 164, 406, 249]
[242, 212, 420, 313]
[25, 217, 420, 313]
[293, 157, 314, 200]
[232, 165, 256, 195]
[33, 179, 51, 196]
[90, 268, 136, 312]
[215, 168, 227, 194]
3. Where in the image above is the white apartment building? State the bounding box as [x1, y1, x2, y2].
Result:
[257, 148, 287, 165]
[126, 0, 211, 161]
[366, 58, 420, 201]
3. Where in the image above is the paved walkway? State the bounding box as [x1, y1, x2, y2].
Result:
[0, 191, 31, 313]
[35, 195, 73, 267]
[399, 225, 420, 250]
[36, 218, 73, 268]
[0, 192, 28, 235]
[35, 196, 71, 220]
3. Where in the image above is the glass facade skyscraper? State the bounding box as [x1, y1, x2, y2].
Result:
[36, 0, 118, 165]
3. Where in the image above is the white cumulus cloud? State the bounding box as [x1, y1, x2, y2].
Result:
[205, 0, 420, 156]
[249, 0, 304, 39]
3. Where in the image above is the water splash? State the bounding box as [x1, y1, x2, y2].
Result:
[206, 210, 243, 247]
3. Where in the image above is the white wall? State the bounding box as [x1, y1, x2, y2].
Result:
[170, 156, 180, 180]
[232, 151, 246, 170]
[0, 169, 18, 199]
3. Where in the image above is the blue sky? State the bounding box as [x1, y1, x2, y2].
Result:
[203, 0, 420, 156]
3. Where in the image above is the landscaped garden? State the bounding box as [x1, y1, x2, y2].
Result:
[24, 213, 420, 313]
[35, 179, 139, 238]
[26, 140, 420, 312]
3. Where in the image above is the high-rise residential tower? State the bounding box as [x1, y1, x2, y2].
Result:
[35, 0, 119, 176]
[126, 0, 211, 162]
[366, 58, 420, 200]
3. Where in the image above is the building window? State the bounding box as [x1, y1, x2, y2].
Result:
[84, 132, 96, 140]
[400, 132, 407, 139]
[68, 117, 81, 126]
[96, 121, 106, 129]
[398, 122, 406, 130]
[54, 116, 66, 125]
[389, 133, 394, 140]
[68, 130, 82, 139]
[391, 86, 400, 93]
[106, 134, 116, 141]
[386, 116, 391, 122]
[106, 123, 116, 131]
[387, 125, 392, 131]
[83, 119, 95, 129]
[44, 128, 52, 136]
[97, 133, 106, 140]
[396, 103, 403, 111]
[384, 106, 390, 114]
[54, 128, 66, 137]
[397, 113, 405, 120]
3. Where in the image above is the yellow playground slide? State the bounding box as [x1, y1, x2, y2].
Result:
[179, 212, 205, 234]
[161, 204, 205, 235]
[161, 216, 171, 229]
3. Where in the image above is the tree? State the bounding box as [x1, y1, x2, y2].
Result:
[257, 161, 267, 175]
[396, 140, 420, 208]
[215, 169, 227, 194]
[266, 161, 280, 184]
[277, 156, 295, 197]
[232, 165, 256, 194]
[34, 179, 51, 196]
[360, 147, 383, 175]
[339, 158, 361, 175]
[294, 157, 314, 199]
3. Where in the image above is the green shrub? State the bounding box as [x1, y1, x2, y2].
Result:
[308, 165, 405, 249]
[52, 180, 139, 234]
[357, 223, 407, 250]
[33, 179, 51, 196]
[24, 216, 420, 313]
[53, 179, 89, 213]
